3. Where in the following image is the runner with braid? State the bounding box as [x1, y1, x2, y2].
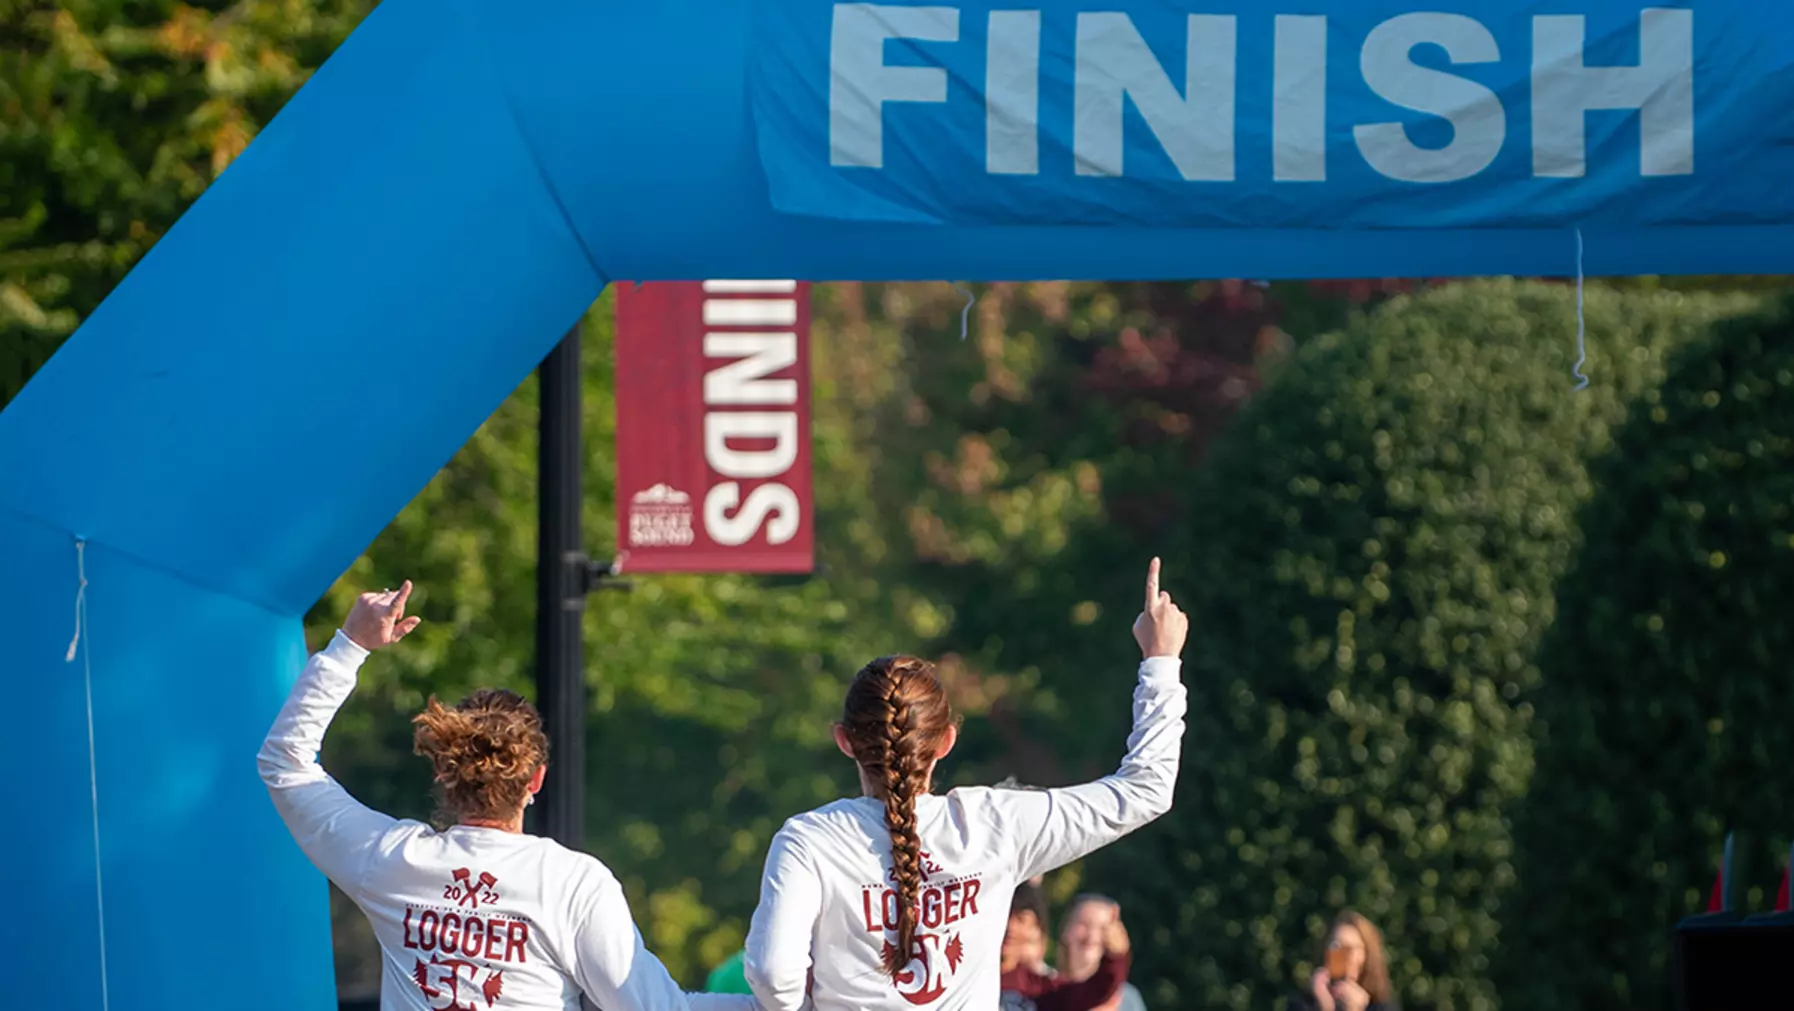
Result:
[744, 559, 1189, 1011]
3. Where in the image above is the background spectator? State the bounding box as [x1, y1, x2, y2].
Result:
[1057, 894, 1147, 1011]
[705, 951, 751, 995]
[1287, 911, 1397, 1011]
[1002, 882, 1054, 977]
[1002, 883, 1130, 1011]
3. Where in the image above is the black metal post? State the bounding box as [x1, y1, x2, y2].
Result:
[534, 326, 587, 848]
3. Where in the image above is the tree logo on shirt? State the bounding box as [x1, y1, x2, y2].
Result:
[413, 953, 504, 1010]
[444, 867, 501, 909]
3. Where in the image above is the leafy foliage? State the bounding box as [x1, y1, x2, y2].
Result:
[841, 280, 1301, 791]
[0, 0, 371, 403]
[1098, 280, 1760, 1011]
[1499, 295, 1794, 1011]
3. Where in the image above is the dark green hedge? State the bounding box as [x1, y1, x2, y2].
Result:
[1497, 294, 1794, 1011]
[1095, 280, 1759, 1011]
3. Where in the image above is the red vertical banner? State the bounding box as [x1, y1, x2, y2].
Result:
[613, 280, 813, 573]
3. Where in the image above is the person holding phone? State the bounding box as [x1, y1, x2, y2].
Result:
[1286, 911, 1397, 1011]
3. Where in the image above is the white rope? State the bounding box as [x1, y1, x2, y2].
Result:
[66, 538, 111, 1011]
[1572, 228, 1589, 391]
[952, 283, 975, 340]
[65, 538, 85, 663]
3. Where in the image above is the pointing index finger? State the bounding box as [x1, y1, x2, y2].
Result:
[1145, 557, 1161, 610]
[392, 579, 413, 616]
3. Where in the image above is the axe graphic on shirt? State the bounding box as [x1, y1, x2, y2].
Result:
[452, 868, 499, 908]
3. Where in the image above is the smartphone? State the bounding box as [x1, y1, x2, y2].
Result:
[1325, 945, 1352, 980]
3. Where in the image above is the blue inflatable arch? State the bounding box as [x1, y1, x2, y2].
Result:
[5, 1, 1792, 1007]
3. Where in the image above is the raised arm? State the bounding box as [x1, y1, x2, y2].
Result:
[743, 824, 823, 1011]
[257, 582, 420, 891]
[1003, 559, 1189, 882]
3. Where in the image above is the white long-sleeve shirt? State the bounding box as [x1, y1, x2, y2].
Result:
[259, 630, 756, 1011]
[743, 657, 1186, 1011]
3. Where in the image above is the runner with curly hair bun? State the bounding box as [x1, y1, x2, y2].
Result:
[259, 581, 749, 1011]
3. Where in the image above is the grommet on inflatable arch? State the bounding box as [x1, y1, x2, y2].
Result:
[4, 2, 1794, 1008]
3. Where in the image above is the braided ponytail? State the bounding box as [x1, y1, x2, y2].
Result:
[842, 656, 957, 978]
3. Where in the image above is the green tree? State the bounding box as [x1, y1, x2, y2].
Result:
[831, 280, 1300, 787]
[1097, 280, 1759, 1011]
[1, 0, 370, 404]
[1499, 294, 1794, 1011]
